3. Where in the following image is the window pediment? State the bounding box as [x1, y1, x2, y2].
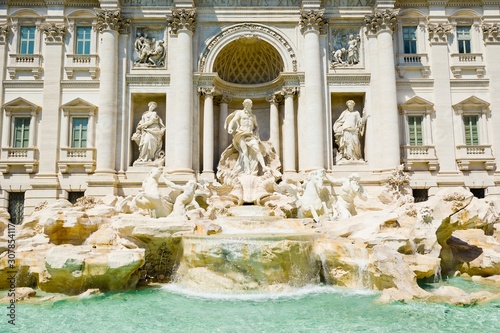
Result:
[453, 96, 490, 114]
[61, 98, 97, 116]
[399, 96, 434, 114]
[3, 97, 41, 116]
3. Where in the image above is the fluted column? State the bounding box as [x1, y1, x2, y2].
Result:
[299, 10, 326, 171]
[217, 95, 232, 153]
[199, 86, 215, 176]
[94, 9, 129, 174]
[483, 23, 500, 175]
[428, 22, 456, 173]
[166, 9, 196, 174]
[282, 86, 298, 174]
[267, 93, 283, 156]
[364, 10, 400, 170]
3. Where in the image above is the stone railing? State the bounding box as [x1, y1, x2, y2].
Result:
[65, 54, 99, 79]
[7, 54, 43, 79]
[58, 147, 96, 173]
[401, 145, 438, 171]
[0, 147, 38, 173]
[396, 53, 430, 78]
[456, 144, 495, 171]
[450, 53, 485, 78]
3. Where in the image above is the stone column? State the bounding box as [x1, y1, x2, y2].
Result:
[94, 9, 129, 174]
[483, 24, 500, 177]
[0, 25, 7, 150]
[266, 93, 283, 156]
[282, 86, 298, 174]
[298, 10, 326, 171]
[166, 9, 196, 174]
[218, 95, 231, 153]
[364, 10, 400, 170]
[199, 86, 215, 177]
[428, 22, 457, 173]
[88, 112, 95, 148]
[61, 112, 70, 147]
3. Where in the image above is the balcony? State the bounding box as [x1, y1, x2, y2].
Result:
[0, 147, 38, 173]
[64, 54, 99, 79]
[456, 145, 495, 171]
[396, 53, 430, 78]
[401, 145, 439, 171]
[450, 53, 485, 78]
[7, 54, 43, 79]
[58, 147, 96, 173]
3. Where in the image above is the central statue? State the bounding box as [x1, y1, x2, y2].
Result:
[216, 98, 281, 203]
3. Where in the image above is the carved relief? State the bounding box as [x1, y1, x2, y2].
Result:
[41, 23, 66, 43]
[483, 23, 500, 43]
[266, 93, 283, 105]
[330, 28, 361, 68]
[281, 86, 299, 97]
[428, 23, 453, 44]
[299, 9, 327, 34]
[364, 9, 398, 35]
[133, 28, 166, 67]
[95, 9, 130, 34]
[198, 86, 216, 96]
[166, 9, 196, 35]
[0, 24, 9, 44]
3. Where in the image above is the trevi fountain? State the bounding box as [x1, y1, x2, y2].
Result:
[1, 99, 499, 331]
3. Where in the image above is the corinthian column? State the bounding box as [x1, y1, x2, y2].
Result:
[299, 10, 326, 171]
[166, 9, 196, 174]
[94, 9, 129, 174]
[266, 93, 283, 156]
[199, 86, 215, 177]
[364, 10, 400, 170]
[217, 95, 232, 154]
[282, 86, 298, 174]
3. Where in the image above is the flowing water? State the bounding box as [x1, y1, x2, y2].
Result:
[6, 279, 500, 333]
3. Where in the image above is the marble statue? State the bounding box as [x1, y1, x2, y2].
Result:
[163, 179, 203, 218]
[347, 34, 359, 65]
[331, 173, 367, 220]
[332, 48, 346, 66]
[132, 101, 166, 165]
[134, 33, 166, 67]
[333, 100, 367, 163]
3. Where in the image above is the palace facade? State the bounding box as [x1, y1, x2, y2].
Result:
[1, 0, 500, 220]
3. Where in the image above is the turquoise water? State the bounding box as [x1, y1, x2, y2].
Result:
[5, 281, 500, 333]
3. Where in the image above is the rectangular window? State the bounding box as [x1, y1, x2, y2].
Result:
[68, 191, 85, 204]
[76, 27, 91, 55]
[8, 192, 25, 225]
[457, 26, 471, 54]
[402, 26, 417, 54]
[20, 26, 36, 54]
[71, 117, 88, 148]
[13, 117, 30, 148]
[407, 116, 423, 146]
[463, 115, 479, 145]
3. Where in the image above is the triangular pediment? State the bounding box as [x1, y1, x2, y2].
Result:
[399, 96, 434, 113]
[61, 98, 98, 114]
[3, 97, 40, 114]
[453, 96, 490, 114]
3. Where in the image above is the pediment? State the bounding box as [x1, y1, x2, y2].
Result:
[61, 98, 98, 114]
[3, 97, 41, 115]
[453, 96, 490, 114]
[399, 96, 434, 113]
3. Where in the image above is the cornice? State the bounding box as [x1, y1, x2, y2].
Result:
[327, 74, 371, 85]
[61, 81, 100, 88]
[450, 79, 489, 87]
[396, 79, 434, 87]
[2, 80, 44, 89]
[126, 74, 170, 86]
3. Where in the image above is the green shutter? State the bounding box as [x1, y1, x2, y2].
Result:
[13, 117, 30, 148]
[72, 118, 88, 148]
[408, 116, 423, 146]
[464, 115, 479, 145]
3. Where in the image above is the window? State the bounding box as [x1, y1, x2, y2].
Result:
[412, 189, 428, 203]
[20, 26, 35, 54]
[407, 116, 423, 146]
[13, 117, 30, 148]
[457, 26, 471, 54]
[68, 191, 85, 204]
[470, 188, 485, 199]
[402, 26, 417, 54]
[8, 192, 25, 225]
[76, 27, 91, 55]
[71, 117, 88, 148]
[463, 115, 479, 145]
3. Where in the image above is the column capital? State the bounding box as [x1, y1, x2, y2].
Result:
[483, 23, 500, 44]
[95, 9, 130, 34]
[281, 86, 299, 97]
[364, 9, 398, 36]
[167, 9, 196, 35]
[266, 93, 284, 105]
[215, 95, 232, 105]
[0, 24, 9, 44]
[428, 23, 453, 44]
[198, 86, 215, 97]
[299, 9, 327, 35]
[41, 22, 66, 44]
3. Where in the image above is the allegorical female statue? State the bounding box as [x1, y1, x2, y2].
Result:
[132, 101, 166, 164]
